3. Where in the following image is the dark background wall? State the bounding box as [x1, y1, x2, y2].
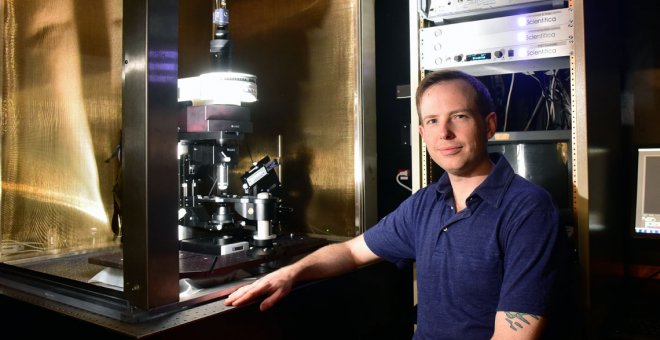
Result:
[601, 0, 660, 336]
[621, 0, 660, 265]
[375, 0, 412, 219]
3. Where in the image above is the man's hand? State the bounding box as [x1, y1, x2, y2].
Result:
[224, 266, 296, 311]
[224, 235, 379, 311]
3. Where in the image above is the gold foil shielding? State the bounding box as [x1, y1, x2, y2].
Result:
[1, 0, 122, 258]
[229, 0, 359, 238]
[180, 0, 361, 238]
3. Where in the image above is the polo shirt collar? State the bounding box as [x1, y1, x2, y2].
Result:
[435, 152, 516, 209]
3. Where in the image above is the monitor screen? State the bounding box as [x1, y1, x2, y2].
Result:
[634, 148, 660, 237]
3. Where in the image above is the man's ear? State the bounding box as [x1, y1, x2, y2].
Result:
[485, 112, 497, 139]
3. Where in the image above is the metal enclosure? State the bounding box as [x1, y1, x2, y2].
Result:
[0, 0, 378, 316]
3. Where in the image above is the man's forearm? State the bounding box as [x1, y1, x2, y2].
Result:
[288, 235, 378, 283]
[223, 235, 379, 310]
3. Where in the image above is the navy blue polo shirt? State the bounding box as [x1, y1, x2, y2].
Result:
[364, 153, 568, 339]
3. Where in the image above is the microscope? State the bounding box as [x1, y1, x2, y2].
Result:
[176, 0, 283, 258]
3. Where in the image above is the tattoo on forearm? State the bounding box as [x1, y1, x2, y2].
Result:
[504, 312, 540, 331]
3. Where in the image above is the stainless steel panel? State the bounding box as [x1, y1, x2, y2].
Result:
[122, 0, 180, 309]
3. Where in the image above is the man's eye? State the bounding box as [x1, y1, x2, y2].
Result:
[452, 114, 467, 120]
[425, 119, 437, 125]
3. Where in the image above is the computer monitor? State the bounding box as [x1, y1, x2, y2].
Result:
[634, 148, 660, 237]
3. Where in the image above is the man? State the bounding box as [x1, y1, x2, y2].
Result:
[225, 69, 570, 339]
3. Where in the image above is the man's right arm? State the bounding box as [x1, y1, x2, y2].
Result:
[223, 234, 379, 311]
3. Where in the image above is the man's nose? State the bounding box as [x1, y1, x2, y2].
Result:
[438, 122, 453, 140]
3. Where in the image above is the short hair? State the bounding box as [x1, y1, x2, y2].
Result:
[415, 69, 495, 123]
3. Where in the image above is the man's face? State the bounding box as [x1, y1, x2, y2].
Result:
[418, 79, 497, 177]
